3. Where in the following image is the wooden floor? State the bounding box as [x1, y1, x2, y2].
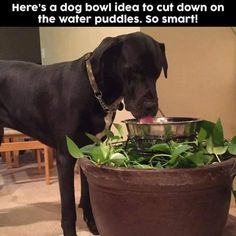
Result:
[0, 153, 93, 236]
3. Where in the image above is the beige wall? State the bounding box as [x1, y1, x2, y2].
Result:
[142, 27, 236, 139]
[39, 27, 139, 64]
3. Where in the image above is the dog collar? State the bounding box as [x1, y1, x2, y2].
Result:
[84, 53, 123, 113]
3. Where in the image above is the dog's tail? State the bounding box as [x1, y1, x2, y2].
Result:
[160, 43, 168, 78]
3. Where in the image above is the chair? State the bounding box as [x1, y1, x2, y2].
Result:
[0, 128, 53, 184]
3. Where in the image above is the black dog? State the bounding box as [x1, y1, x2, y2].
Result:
[0, 32, 167, 236]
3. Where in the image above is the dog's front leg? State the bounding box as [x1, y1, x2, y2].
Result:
[80, 167, 99, 235]
[56, 152, 77, 236]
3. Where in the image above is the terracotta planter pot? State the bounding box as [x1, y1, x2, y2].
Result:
[80, 157, 236, 236]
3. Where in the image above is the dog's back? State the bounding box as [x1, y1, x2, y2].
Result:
[0, 59, 87, 148]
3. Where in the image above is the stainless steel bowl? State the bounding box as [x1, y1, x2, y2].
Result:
[122, 117, 202, 140]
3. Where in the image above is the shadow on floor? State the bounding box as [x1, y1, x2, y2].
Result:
[0, 202, 61, 227]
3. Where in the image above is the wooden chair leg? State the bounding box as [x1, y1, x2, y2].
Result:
[1, 130, 52, 184]
[3, 137, 12, 168]
[36, 150, 42, 174]
[43, 146, 50, 185]
[48, 148, 54, 169]
[1, 152, 6, 162]
[12, 137, 20, 168]
[13, 151, 20, 167]
[5, 151, 12, 168]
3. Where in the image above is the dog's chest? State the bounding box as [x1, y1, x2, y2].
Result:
[96, 112, 115, 139]
[95, 97, 123, 139]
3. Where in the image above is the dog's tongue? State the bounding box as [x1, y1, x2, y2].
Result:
[139, 115, 154, 124]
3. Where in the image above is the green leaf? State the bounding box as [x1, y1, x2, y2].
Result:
[229, 146, 236, 155]
[85, 133, 101, 144]
[113, 123, 124, 138]
[80, 144, 96, 154]
[90, 144, 110, 164]
[150, 143, 171, 153]
[104, 129, 114, 140]
[109, 153, 127, 166]
[167, 146, 192, 167]
[212, 119, 224, 146]
[231, 136, 236, 144]
[212, 146, 228, 155]
[171, 144, 192, 158]
[205, 155, 214, 164]
[100, 143, 110, 159]
[66, 136, 84, 159]
[187, 151, 214, 166]
[90, 146, 104, 163]
[197, 120, 215, 137]
[206, 137, 214, 154]
[228, 136, 236, 155]
[197, 128, 207, 143]
[110, 152, 127, 160]
[167, 143, 192, 166]
[166, 155, 179, 167]
[187, 152, 203, 165]
[132, 164, 154, 169]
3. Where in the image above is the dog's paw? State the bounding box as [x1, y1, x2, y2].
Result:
[59, 231, 98, 236]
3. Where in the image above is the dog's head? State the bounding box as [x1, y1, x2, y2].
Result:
[91, 32, 168, 119]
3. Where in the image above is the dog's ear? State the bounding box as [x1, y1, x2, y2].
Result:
[91, 36, 121, 70]
[159, 43, 168, 78]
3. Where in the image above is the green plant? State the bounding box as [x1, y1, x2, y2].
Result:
[67, 123, 129, 167]
[66, 119, 236, 169]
